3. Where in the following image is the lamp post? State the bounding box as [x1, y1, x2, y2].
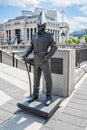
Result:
[60, 9, 65, 44]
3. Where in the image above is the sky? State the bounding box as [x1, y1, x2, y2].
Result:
[0, 0, 87, 32]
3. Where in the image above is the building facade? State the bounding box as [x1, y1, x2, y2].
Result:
[4, 8, 69, 44]
[0, 24, 4, 44]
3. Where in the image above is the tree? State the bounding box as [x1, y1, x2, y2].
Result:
[65, 39, 72, 44]
[76, 39, 80, 44]
[84, 35, 87, 43]
[71, 37, 77, 44]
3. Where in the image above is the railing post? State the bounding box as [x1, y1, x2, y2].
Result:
[12, 52, 15, 67]
[16, 59, 18, 68]
[0, 50, 2, 63]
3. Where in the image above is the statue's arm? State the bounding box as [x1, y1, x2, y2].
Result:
[23, 42, 33, 58]
[46, 34, 57, 59]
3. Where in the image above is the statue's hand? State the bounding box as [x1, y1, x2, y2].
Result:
[22, 56, 27, 61]
[43, 55, 49, 62]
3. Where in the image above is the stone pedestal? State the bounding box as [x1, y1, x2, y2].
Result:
[17, 93, 61, 119]
[42, 49, 75, 97]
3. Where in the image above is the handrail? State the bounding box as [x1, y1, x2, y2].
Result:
[0, 45, 29, 50]
[58, 44, 87, 49]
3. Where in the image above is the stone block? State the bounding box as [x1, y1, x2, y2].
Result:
[17, 93, 61, 119]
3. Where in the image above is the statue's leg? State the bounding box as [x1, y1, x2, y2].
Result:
[28, 64, 41, 102]
[33, 64, 41, 96]
[41, 61, 52, 106]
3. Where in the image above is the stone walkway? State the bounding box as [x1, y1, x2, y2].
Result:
[0, 63, 45, 130]
[0, 63, 87, 130]
[40, 75, 87, 130]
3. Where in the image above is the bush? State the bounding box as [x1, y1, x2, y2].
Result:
[84, 35, 87, 43]
[65, 39, 72, 44]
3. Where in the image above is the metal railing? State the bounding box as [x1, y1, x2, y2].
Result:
[58, 44, 87, 49]
[0, 45, 29, 50]
[0, 46, 87, 70]
[57, 44, 87, 68]
[76, 48, 87, 68]
[0, 49, 27, 70]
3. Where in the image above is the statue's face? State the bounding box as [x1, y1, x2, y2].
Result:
[37, 25, 42, 32]
[37, 24, 46, 33]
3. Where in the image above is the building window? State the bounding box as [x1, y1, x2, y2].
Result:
[26, 22, 29, 24]
[7, 24, 10, 26]
[30, 21, 32, 24]
[34, 20, 36, 23]
[14, 22, 20, 25]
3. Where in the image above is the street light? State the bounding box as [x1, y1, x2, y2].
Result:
[60, 9, 65, 44]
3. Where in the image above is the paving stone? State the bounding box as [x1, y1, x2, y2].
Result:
[9, 93, 26, 100]
[75, 90, 87, 96]
[0, 91, 12, 106]
[8, 98, 20, 105]
[0, 90, 10, 98]
[79, 84, 87, 88]
[73, 93, 87, 100]
[0, 103, 19, 114]
[0, 112, 45, 130]
[67, 102, 87, 112]
[63, 107, 87, 119]
[1, 85, 18, 91]
[77, 88, 87, 92]
[3, 88, 24, 94]
[70, 97, 87, 105]
[0, 84, 12, 90]
[45, 119, 84, 130]
[0, 109, 14, 121]
[0, 120, 4, 125]
[0, 96, 12, 106]
[40, 126, 53, 130]
[52, 113, 87, 127]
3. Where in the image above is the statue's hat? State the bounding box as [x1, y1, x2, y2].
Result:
[37, 11, 46, 25]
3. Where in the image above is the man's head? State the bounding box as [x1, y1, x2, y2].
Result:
[37, 11, 46, 33]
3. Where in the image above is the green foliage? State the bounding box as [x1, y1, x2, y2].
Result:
[65, 39, 71, 44]
[65, 37, 80, 44]
[71, 37, 77, 44]
[84, 35, 87, 43]
[76, 39, 80, 44]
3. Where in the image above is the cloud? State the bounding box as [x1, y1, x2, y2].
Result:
[1, 0, 87, 32]
[67, 16, 87, 32]
[0, 0, 87, 8]
[57, 11, 87, 32]
[50, 0, 87, 7]
[79, 6, 87, 15]
[4, 19, 8, 22]
[0, 0, 45, 7]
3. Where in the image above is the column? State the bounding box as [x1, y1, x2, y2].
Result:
[27, 28, 29, 41]
[33, 28, 34, 35]
[29, 28, 31, 42]
[11, 30, 14, 44]
[34, 28, 36, 34]
[58, 30, 60, 44]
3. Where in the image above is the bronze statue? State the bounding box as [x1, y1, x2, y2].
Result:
[23, 11, 57, 106]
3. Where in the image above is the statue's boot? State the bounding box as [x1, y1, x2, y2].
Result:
[28, 94, 38, 102]
[45, 96, 52, 106]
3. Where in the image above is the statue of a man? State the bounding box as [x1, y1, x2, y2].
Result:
[23, 11, 57, 106]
